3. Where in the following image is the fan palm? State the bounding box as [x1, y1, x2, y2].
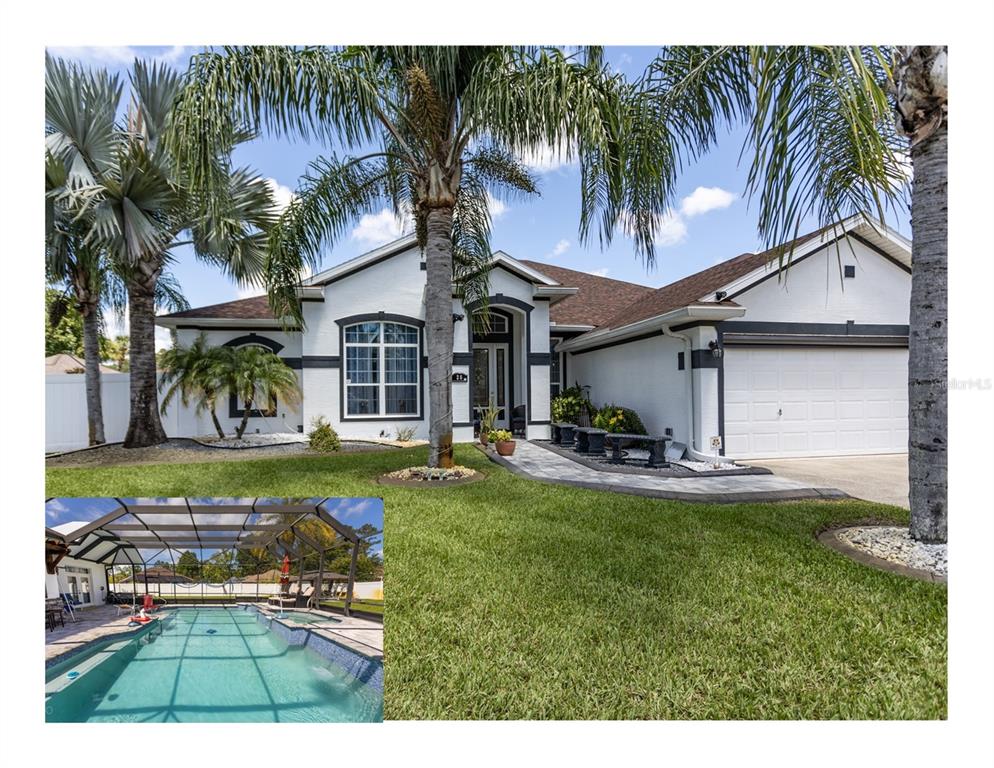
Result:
[216, 345, 302, 439]
[46, 54, 279, 448]
[157, 332, 228, 438]
[45, 63, 189, 445]
[637, 45, 946, 541]
[171, 46, 679, 467]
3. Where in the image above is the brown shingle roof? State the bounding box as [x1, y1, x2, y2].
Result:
[599, 227, 830, 330]
[161, 295, 275, 320]
[519, 261, 654, 328]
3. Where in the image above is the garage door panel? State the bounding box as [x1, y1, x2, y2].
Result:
[723, 347, 908, 458]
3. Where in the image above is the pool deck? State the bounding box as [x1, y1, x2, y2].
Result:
[45, 605, 158, 663]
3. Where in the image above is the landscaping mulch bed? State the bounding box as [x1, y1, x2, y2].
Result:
[377, 465, 484, 488]
[46, 437, 393, 468]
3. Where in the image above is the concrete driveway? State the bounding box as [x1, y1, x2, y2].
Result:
[745, 454, 909, 508]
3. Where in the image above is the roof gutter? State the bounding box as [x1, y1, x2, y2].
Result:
[556, 304, 745, 353]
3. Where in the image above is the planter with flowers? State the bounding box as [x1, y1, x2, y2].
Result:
[488, 429, 516, 456]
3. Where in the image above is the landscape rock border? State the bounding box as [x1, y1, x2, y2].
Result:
[817, 524, 948, 584]
[377, 466, 485, 488]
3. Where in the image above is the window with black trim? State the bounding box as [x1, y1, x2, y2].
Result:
[229, 342, 279, 417]
[472, 311, 509, 335]
[550, 337, 563, 398]
[344, 321, 420, 416]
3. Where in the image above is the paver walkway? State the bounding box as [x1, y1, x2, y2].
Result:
[485, 441, 847, 503]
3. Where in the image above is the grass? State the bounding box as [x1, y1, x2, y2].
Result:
[47, 445, 947, 720]
[320, 599, 385, 616]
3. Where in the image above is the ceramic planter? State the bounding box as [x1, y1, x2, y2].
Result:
[496, 440, 516, 456]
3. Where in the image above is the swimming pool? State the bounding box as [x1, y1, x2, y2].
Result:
[269, 610, 341, 625]
[45, 607, 382, 723]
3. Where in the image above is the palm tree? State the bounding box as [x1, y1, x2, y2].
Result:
[157, 332, 227, 438]
[638, 46, 946, 541]
[46, 54, 278, 449]
[170, 46, 673, 467]
[219, 345, 302, 439]
[45, 63, 189, 444]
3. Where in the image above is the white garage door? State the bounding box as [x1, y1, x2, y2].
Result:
[723, 346, 909, 458]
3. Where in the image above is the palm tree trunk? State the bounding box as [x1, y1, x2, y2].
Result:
[908, 121, 947, 543]
[123, 280, 168, 448]
[425, 205, 455, 468]
[210, 406, 225, 439]
[79, 302, 106, 445]
[235, 399, 253, 439]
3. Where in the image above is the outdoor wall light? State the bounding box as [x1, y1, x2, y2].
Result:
[709, 340, 723, 359]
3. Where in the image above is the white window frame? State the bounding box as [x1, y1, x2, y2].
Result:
[343, 321, 421, 418]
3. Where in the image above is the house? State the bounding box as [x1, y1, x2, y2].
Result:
[156, 215, 912, 460]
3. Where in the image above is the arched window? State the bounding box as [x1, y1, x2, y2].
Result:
[225, 338, 282, 418]
[343, 321, 420, 417]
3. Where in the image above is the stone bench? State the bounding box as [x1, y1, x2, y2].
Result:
[603, 433, 671, 468]
[574, 427, 608, 455]
[552, 422, 578, 447]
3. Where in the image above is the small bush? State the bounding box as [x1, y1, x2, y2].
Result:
[308, 416, 341, 452]
[551, 385, 593, 424]
[394, 426, 417, 442]
[592, 404, 647, 434]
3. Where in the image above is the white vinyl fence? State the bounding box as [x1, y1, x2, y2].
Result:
[46, 373, 180, 453]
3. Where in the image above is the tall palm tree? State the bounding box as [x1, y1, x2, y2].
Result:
[46, 55, 279, 448]
[45, 64, 189, 445]
[638, 46, 946, 542]
[170, 46, 674, 467]
[157, 332, 227, 438]
[218, 345, 302, 439]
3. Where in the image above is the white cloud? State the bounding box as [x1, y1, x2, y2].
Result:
[518, 140, 575, 174]
[623, 210, 688, 247]
[487, 193, 508, 220]
[545, 239, 571, 260]
[350, 206, 413, 247]
[155, 326, 173, 352]
[47, 45, 194, 67]
[589, 267, 610, 277]
[679, 186, 737, 217]
[265, 178, 295, 214]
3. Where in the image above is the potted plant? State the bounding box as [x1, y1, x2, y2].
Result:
[489, 429, 516, 456]
[479, 398, 500, 446]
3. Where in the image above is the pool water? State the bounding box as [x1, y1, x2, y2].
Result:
[271, 610, 341, 625]
[45, 607, 381, 723]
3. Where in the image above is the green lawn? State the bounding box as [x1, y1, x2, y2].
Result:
[47, 445, 946, 719]
[320, 599, 385, 616]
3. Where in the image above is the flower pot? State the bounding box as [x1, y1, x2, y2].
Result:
[496, 440, 516, 456]
[480, 432, 489, 446]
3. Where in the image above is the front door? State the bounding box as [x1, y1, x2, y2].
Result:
[473, 343, 510, 429]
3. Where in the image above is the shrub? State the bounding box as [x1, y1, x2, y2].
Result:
[394, 426, 417, 442]
[551, 385, 593, 424]
[592, 404, 647, 434]
[488, 428, 514, 443]
[308, 416, 341, 452]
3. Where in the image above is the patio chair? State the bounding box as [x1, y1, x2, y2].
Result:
[511, 405, 527, 437]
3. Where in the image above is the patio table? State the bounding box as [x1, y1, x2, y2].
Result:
[603, 433, 671, 468]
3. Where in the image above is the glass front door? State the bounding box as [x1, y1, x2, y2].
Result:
[473, 343, 510, 429]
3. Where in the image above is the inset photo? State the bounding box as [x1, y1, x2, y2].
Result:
[45, 497, 383, 723]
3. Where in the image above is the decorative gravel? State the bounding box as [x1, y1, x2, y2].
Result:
[625, 449, 737, 473]
[46, 437, 392, 468]
[195, 432, 308, 449]
[836, 525, 948, 577]
[382, 465, 479, 482]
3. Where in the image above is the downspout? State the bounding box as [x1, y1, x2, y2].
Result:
[661, 325, 711, 462]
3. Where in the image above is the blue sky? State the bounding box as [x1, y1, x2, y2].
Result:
[45, 496, 384, 559]
[49, 45, 911, 341]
